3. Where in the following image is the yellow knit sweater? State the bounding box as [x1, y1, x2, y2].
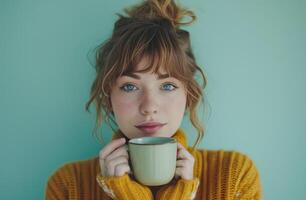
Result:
[45, 128, 262, 199]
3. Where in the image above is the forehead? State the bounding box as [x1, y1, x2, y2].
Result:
[121, 71, 170, 80]
[119, 56, 171, 79]
[134, 56, 168, 73]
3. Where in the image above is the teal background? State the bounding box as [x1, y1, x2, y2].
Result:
[1, 0, 305, 199]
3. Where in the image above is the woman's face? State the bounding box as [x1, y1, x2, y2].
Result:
[110, 58, 187, 138]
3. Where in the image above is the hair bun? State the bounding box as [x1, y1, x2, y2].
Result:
[124, 0, 196, 29]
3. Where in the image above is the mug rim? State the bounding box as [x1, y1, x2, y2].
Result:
[128, 137, 177, 145]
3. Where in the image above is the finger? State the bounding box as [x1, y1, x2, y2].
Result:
[175, 166, 193, 180]
[106, 155, 129, 176]
[177, 142, 184, 150]
[176, 159, 189, 167]
[105, 145, 129, 163]
[99, 138, 126, 160]
[114, 163, 131, 177]
[177, 143, 194, 161]
[177, 149, 189, 160]
[175, 167, 183, 178]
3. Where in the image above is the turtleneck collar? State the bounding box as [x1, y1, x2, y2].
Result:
[111, 128, 189, 149]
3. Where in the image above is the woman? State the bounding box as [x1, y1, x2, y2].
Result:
[46, 0, 262, 199]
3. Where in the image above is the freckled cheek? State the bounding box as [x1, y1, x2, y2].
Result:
[113, 99, 137, 114]
[169, 100, 186, 113]
[164, 94, 186, 111]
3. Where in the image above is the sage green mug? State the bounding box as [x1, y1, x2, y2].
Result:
[128, 137, 177, 186]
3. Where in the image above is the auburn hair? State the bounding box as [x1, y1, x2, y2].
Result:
[85, 0, 208, 148]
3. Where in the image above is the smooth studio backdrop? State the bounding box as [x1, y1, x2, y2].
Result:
[1, 0, 305, 199]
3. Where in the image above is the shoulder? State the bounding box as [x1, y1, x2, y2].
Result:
[188, 148, 262, 198]
[204, 150, 259, 174]
[188, 148, 257, 168]
[47, 156, 99, 184]
[187, 148, 261, 184]
[45, 157, 100, 198]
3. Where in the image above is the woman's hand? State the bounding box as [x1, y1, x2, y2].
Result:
[175, 142, 195, 180]
[99, 138, 131, 177]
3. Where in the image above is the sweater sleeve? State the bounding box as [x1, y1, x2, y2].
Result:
[45, 165, 69, 200]
[234, 154, 262, 200]
[155, 177, 200, 200]
[96, 173, 154, 200]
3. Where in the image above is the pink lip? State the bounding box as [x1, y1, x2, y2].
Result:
[135, 124, 165, 133]
[135, 122, 165, 132]
[136, 121, 166, 127]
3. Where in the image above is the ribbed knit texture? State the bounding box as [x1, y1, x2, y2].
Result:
[45, 128, 262, 199]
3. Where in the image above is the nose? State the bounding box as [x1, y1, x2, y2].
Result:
[139, 90, 158, 115]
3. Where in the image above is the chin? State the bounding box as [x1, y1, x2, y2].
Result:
[133, 129, 160, 138]
[144, 129, 169, 137]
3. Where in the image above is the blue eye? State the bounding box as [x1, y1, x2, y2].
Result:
[162, 83, 177, 91]
[120, 83, 178, 92]
[120, 84, 137, 92]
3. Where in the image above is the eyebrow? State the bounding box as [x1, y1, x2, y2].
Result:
[121, 72, 170, 80]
